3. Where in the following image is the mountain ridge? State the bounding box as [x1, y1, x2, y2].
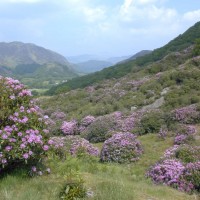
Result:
[46, 21, 200, 95]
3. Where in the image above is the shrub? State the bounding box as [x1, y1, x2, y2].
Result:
[84, 115, 116, 143]
[146, 159, 185, 188]
[100, 132, 143, 163]
[164, 145, 200, 163]
[59, 174, 87, 200]
[51, 136, 99, 159]
[182, 162, 200, 192]
[137, 111, 164, 135]
[175, 145, 200, 163]
[0, 76, 50, 173]
[80, 115, 95, 127]
[172, 105, 200, 124]
[174, 134, 188, 145]
[61, 120, 78, 135]
[147, 158, 200, 193]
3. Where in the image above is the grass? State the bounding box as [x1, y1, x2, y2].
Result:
[0, 134, 199, 200]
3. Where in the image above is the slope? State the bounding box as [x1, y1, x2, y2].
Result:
[47, 21, 200, 95]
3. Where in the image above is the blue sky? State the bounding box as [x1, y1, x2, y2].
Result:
[0, 0, 200, 57]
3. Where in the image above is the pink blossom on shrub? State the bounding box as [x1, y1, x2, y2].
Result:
[163, 145, 179, 159]
[61, 120, 78, 135]
[100, 132, 143, 163]
[51, 136, 99, 157]
[174, 134, 188, 145]
[0, 76, 50, 174]
[146, 159, 186, 188]
[51, 111, 66, 120]
[172, 105, 200, 124]
[80, 115, 96, 127]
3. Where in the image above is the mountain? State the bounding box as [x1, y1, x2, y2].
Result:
[46, 21, 200, 95]
[0, 42, 78, 88]
[67, 54, 100, 63]
[0, 41, 71, 68]
[67, 54, 131, 65]
[106, 55, 131, 64]
[74, 60, 113, 73]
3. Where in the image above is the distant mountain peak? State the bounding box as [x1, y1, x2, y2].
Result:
[0, 41, 70, 68]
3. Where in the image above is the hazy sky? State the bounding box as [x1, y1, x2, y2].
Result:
[0, 0, 200, 57]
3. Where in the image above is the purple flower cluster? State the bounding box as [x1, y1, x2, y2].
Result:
[100, 132, 143, 163]
[116, 115, 135, 132]
[51, 136, 99, 157]
[61, 120, 78, 135]
[0, 76, 50, 173]
[80, 115, 96, 127]
[147, 159, 200, 193]
[148, 144, 200, 193]
[173, 105, 200, 124]
[174, 134, 188, 145]
[147, 159, 185, 187]
[51, 111, 66, 120]
[185, 125, 197, 135]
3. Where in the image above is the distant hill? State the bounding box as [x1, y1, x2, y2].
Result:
[0, 41, 71, 68]
[0, 42, 78, 88]
[67, 54, 130, 65]
[74, 60, 113, 73]
[46, 21, 200, 95]
[120, 50, 152, 63]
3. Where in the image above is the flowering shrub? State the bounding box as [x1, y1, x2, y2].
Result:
[100, 132, 143, 163]
[182, 162, 200, 192]
[51, 111, 66, 120]
[51, 136, 99, 158]
[61, 120, 78, 135]
[78, 115, 96, 134]
[0, 76, 50, 173]
[172, 105, 200, 124]
[82, 112, 139, 143]
[84, 115, 116, 143]
[147, 159, 200, 193]
[116, 115, 135, 132]
[147, 159, 185, 188]
[80, 115, 95, 127]
[149, 144, 200, 193]
[174, 134, 188, 145]
[175, 145, 200, 163]
[164, 145, 200, 163]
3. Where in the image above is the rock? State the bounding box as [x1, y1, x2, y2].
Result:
[142, 97, 164, 111]
[131, 106, 137, 111]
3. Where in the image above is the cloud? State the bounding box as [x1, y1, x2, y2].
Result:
[183, 9, 200, 22]
[82, 6, 106, 23]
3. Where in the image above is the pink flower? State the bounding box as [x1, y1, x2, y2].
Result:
[43, 145, 49, 151]
[23, 153, 29, 159]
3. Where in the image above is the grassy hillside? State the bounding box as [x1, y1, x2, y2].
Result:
[47, 21, 200, 95]
[40, 46, 199, 120]
[0, 133, 199, 200]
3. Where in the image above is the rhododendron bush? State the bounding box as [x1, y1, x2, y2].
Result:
[147, 144, 200, 193]
[0, 76, 50, 173]
[100, 132, 143, 163]
[50, 136, 99, 157]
